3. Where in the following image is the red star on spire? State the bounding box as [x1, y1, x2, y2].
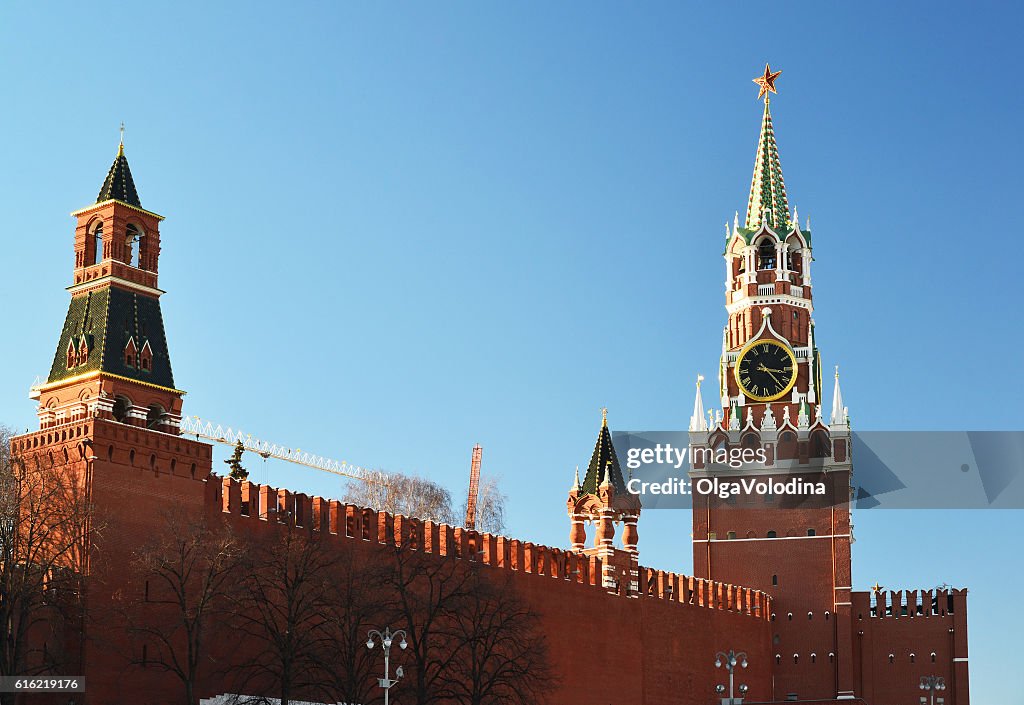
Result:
[753, 63, 782, 101]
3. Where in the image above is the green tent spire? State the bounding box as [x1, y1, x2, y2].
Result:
[744, 98, 791, 231]
[97, 137, 142, 208]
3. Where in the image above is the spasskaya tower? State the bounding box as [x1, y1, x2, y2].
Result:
[687, 65, 857, 701]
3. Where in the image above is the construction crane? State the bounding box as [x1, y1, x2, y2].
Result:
[179, 416, 380, 483]
[465, 444, 482, 530]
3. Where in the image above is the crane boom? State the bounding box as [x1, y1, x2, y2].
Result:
[465, 444, 482, 530]
[179, 416, 380, 483]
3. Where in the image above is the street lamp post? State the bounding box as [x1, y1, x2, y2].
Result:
[366, 626, 407, 705]
[714, 650, 749, 705]
[919, 675, 946, 705]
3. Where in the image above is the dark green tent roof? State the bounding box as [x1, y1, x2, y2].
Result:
[580, 418, 628, 496]
[97, 144, 141, 207]
[48, 286, 175, 389]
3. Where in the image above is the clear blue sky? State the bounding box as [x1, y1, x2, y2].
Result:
[0, 2, 1020, 701]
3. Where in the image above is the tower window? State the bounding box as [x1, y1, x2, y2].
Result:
[726, 531, 736, 540]
[807, 528, 816, 536]
[93, 221, 104, 265]
[146, 404, 165, 430]
[112, 396, 132, 423]
[126, 224, 142, 268]
[139, 341, 153, 372]
[125, 337, 138, 368]
[810, 430, 831, 457]
[772, 574, 778, 586]
[767, 530, 777, 538]
[758, 239, 776, 269]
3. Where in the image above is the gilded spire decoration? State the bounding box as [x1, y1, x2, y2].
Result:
[745, 64, 790, 231]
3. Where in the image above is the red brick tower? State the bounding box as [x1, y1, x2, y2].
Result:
[30, 138, 185, 430]
[687, 67, 857, 701]
[11, 139, 214, 701]
[567, 409, 642, 594]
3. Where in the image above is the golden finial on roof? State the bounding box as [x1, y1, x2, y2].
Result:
[118, 122, 125, 157]
[601, 407, 608, 427]
[753, 63, 782, 102]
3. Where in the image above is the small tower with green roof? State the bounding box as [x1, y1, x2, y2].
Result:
[567, 409, 642, 593]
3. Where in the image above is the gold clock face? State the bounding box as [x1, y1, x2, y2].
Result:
[734, 339, 797, 402]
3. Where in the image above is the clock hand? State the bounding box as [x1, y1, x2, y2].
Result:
[757, 367, 784, 387]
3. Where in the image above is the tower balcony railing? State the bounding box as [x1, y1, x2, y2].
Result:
[757, 283, 775, 296]
[790, 285, 804, 298]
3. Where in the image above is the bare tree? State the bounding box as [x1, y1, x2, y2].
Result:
[460, 475, 508, 535]
[230, 524, 341, 705]
[120, 512, 244, 705]
[376, 546, 476, 705]
[320, 549, 388, 705]
[0, 425, 95, 705]
[376, 544, 549, 705]
[343, 471, 456, 525]
[445, 572, 551, 705]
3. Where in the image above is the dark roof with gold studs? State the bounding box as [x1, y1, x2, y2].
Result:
[580, 413, 629, 495]
[48, 287, 175, 389]
[97, 144, 141, 207]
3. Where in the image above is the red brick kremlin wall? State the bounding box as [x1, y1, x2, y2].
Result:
[12, 419, 776, 705]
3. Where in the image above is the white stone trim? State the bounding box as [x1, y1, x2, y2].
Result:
[67, 274, 165, 297]
[727, 294, 813, 315]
